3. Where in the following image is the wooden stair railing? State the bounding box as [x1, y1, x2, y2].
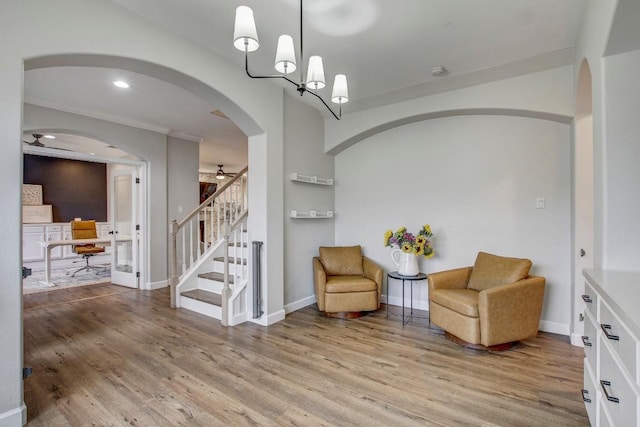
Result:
[170, 166, 248, 308]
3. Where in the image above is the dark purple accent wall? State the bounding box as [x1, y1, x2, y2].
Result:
[23, 154, 108, 222]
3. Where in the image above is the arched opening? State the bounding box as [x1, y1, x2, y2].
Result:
[21, 54, 259, 291]
[21, 129, 147, 292]
[571, 59, 594, 345]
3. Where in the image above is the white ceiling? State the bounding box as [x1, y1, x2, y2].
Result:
[23, 0, 587, 170]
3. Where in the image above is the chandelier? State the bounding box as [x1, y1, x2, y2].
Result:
[233, 1, 349, 120]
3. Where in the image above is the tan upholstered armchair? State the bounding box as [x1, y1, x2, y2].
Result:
[428, 252, 545, 349]
[313, 246, 383, 318]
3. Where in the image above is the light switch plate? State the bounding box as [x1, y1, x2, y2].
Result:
[536, 197, 545, 209]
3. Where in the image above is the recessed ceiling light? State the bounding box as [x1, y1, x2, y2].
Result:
[113, 80, 130, 89]
[43, 134, 56, 139]
[90, 152, 96, 156]
[430, 66, 448, 77]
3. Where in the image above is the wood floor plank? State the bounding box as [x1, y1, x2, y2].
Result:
[23, 287, 589, 426]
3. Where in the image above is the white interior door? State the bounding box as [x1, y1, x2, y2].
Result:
[111, 167, 139, 288]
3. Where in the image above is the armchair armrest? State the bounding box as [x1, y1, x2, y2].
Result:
[427, 267, 473, 292]
[313, 257, 327, 311]
[478, 276, 546, 347]
[363, 256, 383, 307]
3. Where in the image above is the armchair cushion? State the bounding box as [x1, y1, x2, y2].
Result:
[319, 246, 364, 276]
[430, 289, 479, 317]
[467, 252, 532, 292]
[325, 276, 378, 293]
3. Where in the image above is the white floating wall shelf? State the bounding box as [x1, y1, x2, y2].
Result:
[289, 210, 334, 219]
[290, 172, 333, 186]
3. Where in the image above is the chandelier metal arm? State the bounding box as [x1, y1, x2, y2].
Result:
[243, 50, 341, 120]
[301, 87, 341, 120]
[244, 50, 299, 87]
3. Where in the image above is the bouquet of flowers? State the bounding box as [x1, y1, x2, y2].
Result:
[384, 224, 434, 258]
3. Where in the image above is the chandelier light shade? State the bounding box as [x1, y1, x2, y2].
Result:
[331, 74, 349, 104]
[232, 1, 348, 119]
[306, 56, 326, 90]
[233, 6, 259, 52]
[275, 35, 297, 74]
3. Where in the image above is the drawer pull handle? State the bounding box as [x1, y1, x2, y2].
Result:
[581, 389, 591, 403]
[601, 324, 620, 341]
[581, 336, 592, 347]
[600, 380, 620, 403]
[581, 294, 592, 303]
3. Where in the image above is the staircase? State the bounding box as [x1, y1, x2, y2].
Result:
[169, 167, 250, 326]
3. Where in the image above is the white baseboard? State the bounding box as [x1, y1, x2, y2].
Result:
[570, 333, 585, 347]
[146, 280, 167, 290]
[0, 403, 26, 427]
[284, 295, 316, 314]
[230, 312, 248, 326]
[250, 309, 286, 326]
[539, 320, 570, 336]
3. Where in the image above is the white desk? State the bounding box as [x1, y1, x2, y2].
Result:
[37, 238, 111, 286]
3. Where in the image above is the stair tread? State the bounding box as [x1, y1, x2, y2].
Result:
[198, 271, 234, 284]
[228, 242, 248, 247]
[213, 256, 247, 265]
[182, 289, 222, 306]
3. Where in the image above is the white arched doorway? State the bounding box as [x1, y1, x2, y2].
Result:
[571, 59, 594, 346]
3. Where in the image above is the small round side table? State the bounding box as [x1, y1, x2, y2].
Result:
[386, 271, 428, 325]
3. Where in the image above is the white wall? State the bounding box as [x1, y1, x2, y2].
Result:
[167, 136, 199, 281]
[283, 94, 335, 312]
[0, 56, 25, 426]
[573, 0, 619, 270]
[602, 49, 640, 270]
[334, 115, 572, 333]
[167, 136, 199, 225]
[325, 66, 574, 155]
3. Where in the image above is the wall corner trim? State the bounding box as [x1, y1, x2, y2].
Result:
[249, 309, 286, 326]
[539, 320, 570, 336]
[0, 403, 27, 426]
[146, 280, 168, 290]
[284, 295, 317, 314]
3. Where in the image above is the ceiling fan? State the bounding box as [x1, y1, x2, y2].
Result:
[22, 133, 46, 147]
[215, 164, 236, 180]
[22, 133, 71, 151]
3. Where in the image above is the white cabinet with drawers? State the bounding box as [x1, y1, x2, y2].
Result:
[23, 225, 45, 261]
[582, 269, 640, 426]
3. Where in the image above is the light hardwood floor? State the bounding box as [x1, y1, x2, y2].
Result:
[23, 285, 589, 426]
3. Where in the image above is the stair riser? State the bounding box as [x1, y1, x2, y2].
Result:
[180, 295, 222, 320]
[213, 261, 247, 275]
[227, 246, 249, 257]
[198, 277, 224, 294]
